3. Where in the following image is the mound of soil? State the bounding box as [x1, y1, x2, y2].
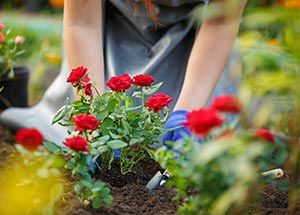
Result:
[0, 123, 297, 215]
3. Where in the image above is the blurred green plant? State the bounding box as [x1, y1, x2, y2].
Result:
[240, 4, 300, 213]
[0, 12, 62, 103]
[154, 95, 289, 214]
[0, 22, 25, 78]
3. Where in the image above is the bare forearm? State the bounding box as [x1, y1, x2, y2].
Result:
[64, 27, 104, 92]
[174, 1, 246, 111]
[63, 0, 104, 93]
[175, 20, 241, 110]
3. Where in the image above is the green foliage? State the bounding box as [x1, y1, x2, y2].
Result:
[0, 26, 25, 78]
[155, 132, 288, 214]
[43, 141, 113, 209]
[53, 81, 168, 174]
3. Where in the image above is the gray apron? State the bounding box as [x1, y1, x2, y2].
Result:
[104, 0, 241, 109]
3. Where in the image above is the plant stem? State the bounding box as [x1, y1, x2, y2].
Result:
[141, 87, 145, 111]
[92, 83, 102, 98]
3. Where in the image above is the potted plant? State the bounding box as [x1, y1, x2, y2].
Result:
[0, 22, 28, 110]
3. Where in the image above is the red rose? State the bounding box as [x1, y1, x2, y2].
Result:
[66, 66, 88, 87]
[72, 114, 99, 131]
[63, 136, 88, 152]
[145, 93, 172, 112]
[132, 74, 155, 86]
[183, 108, 224, 137]
[15, 128, 44, 150]
[0, 23, 4, 31]
[106, 74, 132, 92]
[0, 32, 4, 44]
[212, 94, 241, 114]
[255, 129, 274, 143]
[81, 76, 92, 96]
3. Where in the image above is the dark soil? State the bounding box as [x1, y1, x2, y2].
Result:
[0, 124, 16, 170]
[0, 123, 298, 215]
[58, 159, 177, 215]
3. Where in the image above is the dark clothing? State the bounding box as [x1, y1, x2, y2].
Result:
[104, 0, 241, 108]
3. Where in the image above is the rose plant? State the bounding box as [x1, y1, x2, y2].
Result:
[43, 66, 172, 208]
[155, 94, 289, 214]
[0, 22, 25, 78]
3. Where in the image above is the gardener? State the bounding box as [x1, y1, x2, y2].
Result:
[0, 0, 247, 144]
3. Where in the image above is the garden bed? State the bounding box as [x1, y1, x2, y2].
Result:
[0, 123, 294, 215]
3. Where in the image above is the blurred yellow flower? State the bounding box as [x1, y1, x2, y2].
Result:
[0, 151, 64, 215]
[45, 53, 62, 65]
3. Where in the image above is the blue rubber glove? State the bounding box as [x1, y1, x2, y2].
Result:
[161, 110, 191, 144]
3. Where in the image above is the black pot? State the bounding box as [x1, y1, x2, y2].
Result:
[0, 67, 29, 110]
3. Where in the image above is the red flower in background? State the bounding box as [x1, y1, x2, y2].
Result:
[0, 32, 4, 44]
[132, 74, 155, 87]
[15, 128, 44, 150]
[0, 23, 5, 31]
[81, 76, 92, 96]
[72, 114, 99, 131]
[145, 93, 172, 112]
[255, 129, 274, 143]
[183, 108, 224, 137]
[66, 66, 88, 87]
[106, 74, 132, 92]
[63, 136, 88, 152]
[212, 94, 241, 114]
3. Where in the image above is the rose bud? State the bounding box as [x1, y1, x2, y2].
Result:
[14, 35, 25, 45]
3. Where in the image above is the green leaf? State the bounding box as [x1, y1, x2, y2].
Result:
[126, 105, 142, 111]
[98, 135, 110, 143]
[96, 145, 109, 154]
[106, 98, 118, 112]
[275, 150, 288, 166]
[65, 160, 76, 169]
[91, 140, 106, 148]
[43, 141, 61, 154]
[92, 196, 101, 209]
[122, 120, 132, 134]
[129, 137, 145, 145]
[52, 105, 69, 125]
[109, 131, 122, 139]
[144, 82, 163, 95]
[104, 195, 113, 205]
[92, 181, 106, 192]
[81, 178, 93, 189]
[74, 183, 82, 195]
[107, 140, 127, 149]
[96, 110, 109, 121]
[101, 118, 115, 135]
